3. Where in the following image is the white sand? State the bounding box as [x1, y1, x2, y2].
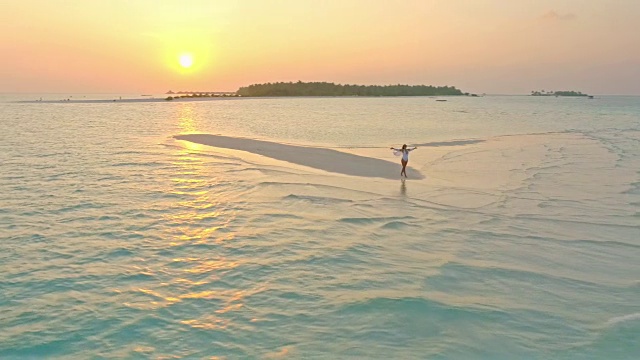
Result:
[174, 134, 425, 180]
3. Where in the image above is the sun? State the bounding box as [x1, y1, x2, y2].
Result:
[179, 54, 194, 68]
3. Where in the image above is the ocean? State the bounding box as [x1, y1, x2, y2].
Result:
[1, 94, 638, 359]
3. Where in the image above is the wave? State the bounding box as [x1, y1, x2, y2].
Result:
[605, 313, 640, 327]
[380, 221, 420, 229]
[339, 216, 415, 225]
[412, 139, 486, 147]
[283, 194, 353, 204]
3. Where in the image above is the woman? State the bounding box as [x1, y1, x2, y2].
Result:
[390, 144, 417, 177]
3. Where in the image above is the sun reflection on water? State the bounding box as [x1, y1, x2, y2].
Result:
[176, 257, 240, 274]
[178, 286, 268, 332]
[120, 101, 249, 326]
[163, 102, 234, 244]
[177, 103, 198, 133]
[180, 317, 229, 331]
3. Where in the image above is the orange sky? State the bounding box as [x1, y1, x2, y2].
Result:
[1, 0, 639, 94]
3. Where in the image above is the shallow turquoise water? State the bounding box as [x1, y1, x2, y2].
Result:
[1, 95, 639, 359]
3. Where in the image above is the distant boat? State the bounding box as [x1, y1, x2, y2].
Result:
[436, 99, 447, 102]
[141, 94, 152, 97]
[588, 95, 594, 99]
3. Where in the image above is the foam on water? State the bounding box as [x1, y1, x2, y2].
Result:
[1, 95, 639, 358]
[606, 313, 640, 327]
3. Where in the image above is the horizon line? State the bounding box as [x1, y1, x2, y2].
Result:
[3, 91, 640, 97]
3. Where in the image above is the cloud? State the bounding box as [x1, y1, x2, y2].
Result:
[540, 10, 576, 21]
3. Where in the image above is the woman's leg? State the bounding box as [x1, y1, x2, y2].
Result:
[401, 160, 408, 177]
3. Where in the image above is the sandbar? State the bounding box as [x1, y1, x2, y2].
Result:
[174, 134, 424, 180]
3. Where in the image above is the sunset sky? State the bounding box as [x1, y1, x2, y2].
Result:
[1, 0, 639, 95]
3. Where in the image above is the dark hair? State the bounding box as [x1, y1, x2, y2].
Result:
[402, 144, 407, 149]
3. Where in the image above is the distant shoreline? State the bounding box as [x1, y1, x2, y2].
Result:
[15, 95, 465, 104]
[15, 97, 245, 104]
[15, 93, 630, 104]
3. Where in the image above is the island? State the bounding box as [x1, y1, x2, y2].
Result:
[531, 90, 591, 97]
[235, 81, 469, 97]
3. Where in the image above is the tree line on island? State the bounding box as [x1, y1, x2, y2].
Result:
[531, 90, 590, 97]
[235, 81, 471, 97]
[164, 83, 593, 100]
[164, 81, 476, 100]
